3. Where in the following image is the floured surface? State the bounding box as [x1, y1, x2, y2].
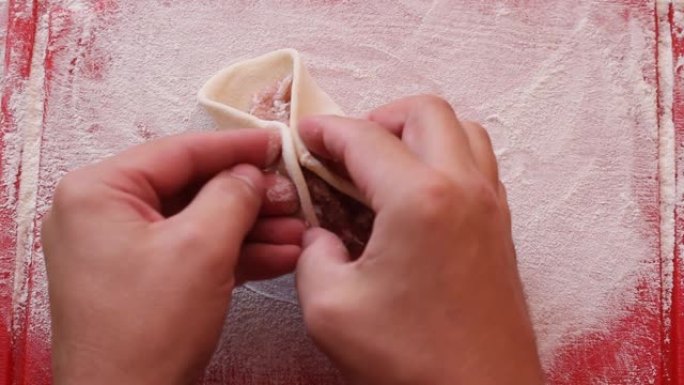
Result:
[0, 1, 677, 384]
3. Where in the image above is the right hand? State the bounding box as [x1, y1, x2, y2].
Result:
[295, 96, 543, 385]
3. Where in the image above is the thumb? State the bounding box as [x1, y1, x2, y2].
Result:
[296, 227, 350, 305]
[169, 164, 264, 253]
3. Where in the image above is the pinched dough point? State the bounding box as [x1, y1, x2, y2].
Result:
[198, 48, 373, 255]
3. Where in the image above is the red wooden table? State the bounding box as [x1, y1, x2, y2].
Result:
[1, 1, 683, 384]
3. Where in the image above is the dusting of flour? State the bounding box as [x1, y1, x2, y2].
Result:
[1, 0, 671, 382]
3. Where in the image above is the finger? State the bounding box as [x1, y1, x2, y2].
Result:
[152, 172, 299, 219]
[366, 95, 476, 178]
[97, 130, 279, 210]
[235, 243, 301, 283]
[498, 182, 512, 230]
[298, 116, 428, 210]
[296, 228, 349, 305]
[163, 164, 264, 251]
[246, 217, 306, 245]
[497, 182, 516, 262]
[461, 121, 499, 187]
[261, 173, 299, 216]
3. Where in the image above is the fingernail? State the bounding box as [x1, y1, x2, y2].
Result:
[229, 164, 261, 190]
[266, 175, 298, 204]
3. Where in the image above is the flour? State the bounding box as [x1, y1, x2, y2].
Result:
[6, 8, 50, 345]
[656, 0, 677, 345]
[674, 2, 684, 39]
[0, 0, 671, 382]
[265, 176, 297, 204]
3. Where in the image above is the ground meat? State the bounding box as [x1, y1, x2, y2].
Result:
[249, 77, 375, 256]
[248, 75, 292, 124]
[303, 169, 374, 257]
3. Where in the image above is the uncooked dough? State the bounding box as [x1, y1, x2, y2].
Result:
[198, 49, 372, 254]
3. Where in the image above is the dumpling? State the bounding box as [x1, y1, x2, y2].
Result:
[198, 49, 373, 256]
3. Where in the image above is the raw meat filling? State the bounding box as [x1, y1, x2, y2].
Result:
[249, 76, 374, 256]
[249, 75, 293, 124]
[303, 168, 373, 257]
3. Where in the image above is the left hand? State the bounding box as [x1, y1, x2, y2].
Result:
[41, 130, 304, 385]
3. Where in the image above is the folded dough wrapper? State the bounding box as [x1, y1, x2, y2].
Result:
[198, 49, 372, 254]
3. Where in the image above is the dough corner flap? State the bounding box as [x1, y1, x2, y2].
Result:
[196, 49, 369, 237]
[197, 48, 343, 131]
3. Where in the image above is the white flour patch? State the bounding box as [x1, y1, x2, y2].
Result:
[8, 9, 50, 342]
[656, 0, 676, 346]
[266, 176, 297, 204]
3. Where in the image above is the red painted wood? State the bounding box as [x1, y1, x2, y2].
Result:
[670, 1, 684, 383]
[546, 2, 671, 383]
[1, 1, 40, 385]
[547, 279, 663, 384]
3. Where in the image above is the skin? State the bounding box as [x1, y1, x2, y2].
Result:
[297, 96, 543, 384]
[41, 130, 305, 384]
[41, 96, 543, 385]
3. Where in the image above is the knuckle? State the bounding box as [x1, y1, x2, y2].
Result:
[412, 94, 456, 116]
[466, 177, 501, 215]
[403, 173, 503, 225]
[52, 169, 97, 211]
[404, 173, 459, 223]
[465, 121, 492, 142]
[473, 126, 496, 154]
[169, 222, 207, 253]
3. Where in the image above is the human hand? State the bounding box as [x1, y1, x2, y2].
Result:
[296, 96, 543, 385]
[41, 130, 304, 385]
